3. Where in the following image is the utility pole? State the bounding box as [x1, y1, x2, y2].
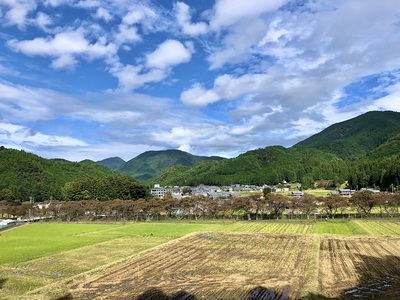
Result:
[29, 196, 34, 222]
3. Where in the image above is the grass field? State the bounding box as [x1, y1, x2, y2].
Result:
[1, 220, 399, 299]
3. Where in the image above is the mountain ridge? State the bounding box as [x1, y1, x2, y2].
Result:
[107, 149, 225, 183]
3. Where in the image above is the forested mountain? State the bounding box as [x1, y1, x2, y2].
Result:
[153, 146, 348, 188]
[294, 111, 400, 160]
[114, 149, 225, 183]
[154, 111, 400, 189]
[0, 147, 146, 201]
[97, 157, 126, 170]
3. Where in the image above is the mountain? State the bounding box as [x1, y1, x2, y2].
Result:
[154, 111, 400, 189]
[97, 157, 126, 170]
[153, 146, 348, 187]
[0, 147, 142, 201]
[362, 133, 400, 160]
[117, 149, 225, 183]
[294, 111, 400, 160]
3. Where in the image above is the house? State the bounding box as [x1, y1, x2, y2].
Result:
[150, 185, 181, 198]
[339, 189, 356, 196]
[291, 191, 304, 197]
[360, 188, 380, 194]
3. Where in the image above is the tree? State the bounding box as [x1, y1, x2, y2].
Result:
[301, 175, 314, 190]
[298, 194, 318, 219]
[265, 194, 288, 219]
[320, 195, 347, 219]
[0, 189, 14, 201]
[263, 187, 272, 197]
[351, 190, 377, 217]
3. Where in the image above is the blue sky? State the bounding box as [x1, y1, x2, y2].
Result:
[1, 0, 400, 162]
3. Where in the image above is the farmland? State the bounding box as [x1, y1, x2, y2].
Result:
[0, 220, 399, 299]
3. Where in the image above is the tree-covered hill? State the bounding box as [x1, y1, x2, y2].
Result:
[0, 147, 145, 201]
[153, 146, 348, 188]
[347, 134, 400, 189]
[97, 156, 126, 170]
[154, 111, 400, 189]
[117, 149, 225, 183]
[294, 110, 400, 160]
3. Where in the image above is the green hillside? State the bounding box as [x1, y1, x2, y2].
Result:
[0, 147, 144, 201]
[118, 149, 225, 183]
[97, 156, 126, 169]
[362, 133, 400, 160]
[154, 146, 348, 187]
[347, 134, 400, 189]
[155, 111, 400, 189]
[294, 111, 400, 160]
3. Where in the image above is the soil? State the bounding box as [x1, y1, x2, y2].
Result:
[64, 233, 400, 300]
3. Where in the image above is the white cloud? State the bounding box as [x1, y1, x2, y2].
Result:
[175, 2, 208, 36]
[209, 0, 287, 29]
[180, 73, 267, 108]
[95, 7, 113, 22]
[180, 83, 220, 108]
[0, 122, 87, 147]
[111, 39, 194, 90]
[111, 64, 165, 91]
[115, 24, 141, 45]
[146, 39, 193, 70]
[7, 28, 117, 69]
[34, 12, 52, 30]
[122, 10, 145, 25]
[1, 0, 37, 29]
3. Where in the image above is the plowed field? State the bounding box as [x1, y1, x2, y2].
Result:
[319, 236, 400, 299]
[69, 232, 310, 300]
[59, 233, 400, 300]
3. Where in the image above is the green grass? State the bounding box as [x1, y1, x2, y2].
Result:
[314, 221, 354, 235]
[0, 223, 123, 265]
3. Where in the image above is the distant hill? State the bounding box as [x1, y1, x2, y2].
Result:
[294, 111, 400, 160]
[97, 157, 126, 170]
[117, 149, 225, 183]
[155, 111, 400, 189]
[0, 147, 141, 201]
[153, 146, 348, 187]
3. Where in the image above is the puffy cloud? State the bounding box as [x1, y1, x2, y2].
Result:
[115, 24, 141, 45]
[34, 12, 52, 30]
[1, 0, 37, 28]
[180, 73, 267, 108]
[146, 39, 193, 70]
[95, 7, 113, 22]
[7, 28, 117, 69]
[111, 64, 165, 91]
[180, 83, 220, 107]
[111, 39, 194, 91]
[209, 0, 287, 29]
[175, 2, 208, 36]
[0, 122, 87, 147]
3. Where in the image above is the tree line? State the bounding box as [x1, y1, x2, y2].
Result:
[1, 190, 398, 222]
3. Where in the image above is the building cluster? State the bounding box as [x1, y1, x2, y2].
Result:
[150, 184, 291, 199]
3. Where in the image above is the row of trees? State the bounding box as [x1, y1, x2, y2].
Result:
[1, 191, 399, 222]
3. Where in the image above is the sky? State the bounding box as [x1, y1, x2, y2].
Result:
[1, 0, 400, 162]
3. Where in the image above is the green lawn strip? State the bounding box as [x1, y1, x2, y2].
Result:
[351, 220, 400, 236]
[0, 235, 172, 298]
[313, 220, 364, 235]
[74, 221, 241, 240]
[0, 223, 125, 265]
